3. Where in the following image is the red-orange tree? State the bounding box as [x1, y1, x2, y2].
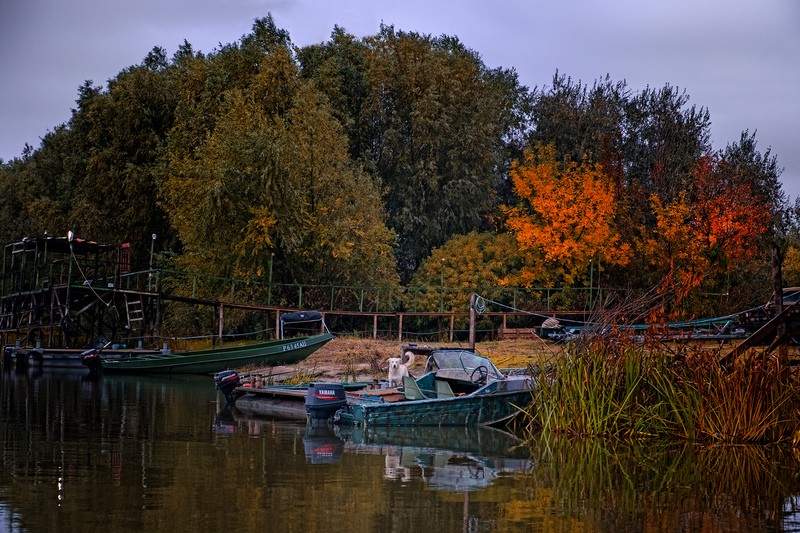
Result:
[691, 154, 771, 263]
[644, 154, 772, 314]
[502, 144, 631, 286]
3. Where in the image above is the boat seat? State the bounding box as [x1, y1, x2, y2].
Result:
[435, 379, 455, 398]
[402, 376, 427, 400]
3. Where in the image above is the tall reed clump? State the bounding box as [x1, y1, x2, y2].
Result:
[658, 352, 799, 442]
[529, 339, 668, 438]
[525, 338, 800, 443]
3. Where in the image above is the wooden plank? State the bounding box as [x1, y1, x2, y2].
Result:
[721, 302, 800, 364]
[499, 327, 537, 340]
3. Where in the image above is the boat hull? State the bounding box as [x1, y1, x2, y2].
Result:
[101, 332, 334, 374]
[232, 382, 371, 420]
[235, 389, 309, 420]
[334, 389, 532, 427]
[2, 346, 161, 370]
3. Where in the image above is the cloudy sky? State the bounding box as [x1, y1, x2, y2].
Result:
[2, 0, 798, 197]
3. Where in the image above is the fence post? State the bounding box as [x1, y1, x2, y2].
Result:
[449, 314, 454, 342]
[398, 314, 404, 342]
[218, 303, 224, 344]
[469, 294, 476, 351]
[267, 253, 274, 306]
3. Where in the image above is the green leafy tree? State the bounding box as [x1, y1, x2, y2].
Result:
[67, 48, 176, 249]
[297, 26, 371, 162]
[408, 232, 524, 311]
[0, 128, 76, 243]
[302, 25, 526, 277]
[162, 29, 398, 301]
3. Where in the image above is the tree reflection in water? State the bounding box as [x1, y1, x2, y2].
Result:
[3, 369, 800, 532]
[518, 433, 800, 531]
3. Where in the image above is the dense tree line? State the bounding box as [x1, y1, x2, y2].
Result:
[0, 15, 794, 319]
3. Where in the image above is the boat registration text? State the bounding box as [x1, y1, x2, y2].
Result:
[282, 340, 308, 351]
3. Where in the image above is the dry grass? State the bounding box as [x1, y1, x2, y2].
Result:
[249, 335, 558, 383]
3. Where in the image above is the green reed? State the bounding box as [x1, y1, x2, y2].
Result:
[526, 339, 800, 443]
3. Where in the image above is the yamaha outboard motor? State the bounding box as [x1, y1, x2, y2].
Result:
[305, 383, 346, 424]
[80, 347, 103, 376]
[214, 370, 242, 404]
[303, 425, 344, 464]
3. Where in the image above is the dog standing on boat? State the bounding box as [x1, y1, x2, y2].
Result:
[387, 351, 415, 387]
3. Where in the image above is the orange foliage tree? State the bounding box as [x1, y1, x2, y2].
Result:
[644, 154, 772, 314]
[502, 144, 631, 286]
[691, 154, 771, 262]
[646, 192, 707, 305]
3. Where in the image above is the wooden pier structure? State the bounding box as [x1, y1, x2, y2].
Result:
[0, 236, 591, 356]
[2, 235, 797, 364]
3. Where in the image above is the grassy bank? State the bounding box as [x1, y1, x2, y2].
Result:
[247, 335, 800, 444]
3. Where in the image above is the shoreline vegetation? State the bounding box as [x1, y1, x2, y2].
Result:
[240, 335, 800, 445]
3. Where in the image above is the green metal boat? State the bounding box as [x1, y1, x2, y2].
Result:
[332, 348, 533, 427]
[99, 331, 333, 374]
[90, 311, 333, 374]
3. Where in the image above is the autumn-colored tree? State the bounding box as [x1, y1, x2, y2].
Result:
[782, 245, 800, 287]
[502, 144, 631, 286]
[528, 75, 713, 292]
[691, 154, 771, 263]
[644, 154, 773, 316]
[646, 191, 708, 308]
[408, 232, 525, 311]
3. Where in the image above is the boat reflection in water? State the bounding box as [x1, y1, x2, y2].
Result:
[6, 365, 800, 532]
[337, 425, 533, 491]
[217, 409, 534, 490]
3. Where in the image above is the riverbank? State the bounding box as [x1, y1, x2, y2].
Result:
[240, 335, 558, 383]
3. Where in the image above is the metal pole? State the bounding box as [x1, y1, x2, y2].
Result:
[65, 231, 74, 333]
[148, 234, 156, 291]
[1, 242, 6, 295]
[268, 253, 274, 306]
[440, 259, 445, 312]
[43, 230, 48, 276]
[469, 293, 476, 351]
[218, 303, 224, 344]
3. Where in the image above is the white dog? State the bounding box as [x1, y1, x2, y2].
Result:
[387, 351, 415, 387]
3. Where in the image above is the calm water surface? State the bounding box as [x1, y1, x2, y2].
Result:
[2, 366, 800, 532]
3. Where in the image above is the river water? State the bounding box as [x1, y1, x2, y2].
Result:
[2, 366, 800, 532]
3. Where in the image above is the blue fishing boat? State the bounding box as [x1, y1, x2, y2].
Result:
[331, 348, 532, 427]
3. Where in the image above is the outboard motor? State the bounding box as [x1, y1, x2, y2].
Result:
[303, 425, 344, 464]
[80, 347, 103, 376]
[305, 383, 347, 424]
[214, 370, 242, 404]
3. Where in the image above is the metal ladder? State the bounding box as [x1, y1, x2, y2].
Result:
[125, 295, 145, 330]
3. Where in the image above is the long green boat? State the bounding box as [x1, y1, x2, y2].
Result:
[99, 331, 332, 374]
[89, 311, 333, 374]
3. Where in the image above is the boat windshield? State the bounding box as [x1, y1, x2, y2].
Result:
[425, 350, 503, 382]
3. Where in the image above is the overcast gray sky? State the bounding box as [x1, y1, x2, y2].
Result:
[2, 0, 798, 197]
